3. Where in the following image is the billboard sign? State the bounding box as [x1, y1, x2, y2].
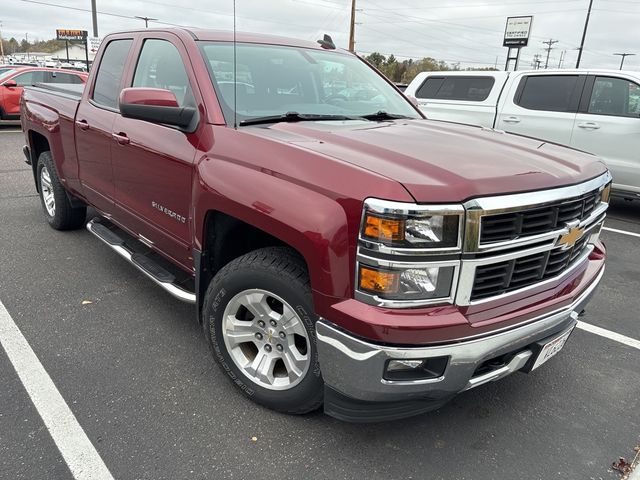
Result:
[503, 16, 533, 47]
[56, 29, 88, 41]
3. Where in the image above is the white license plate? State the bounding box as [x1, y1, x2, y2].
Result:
[531, 327, 574, 371]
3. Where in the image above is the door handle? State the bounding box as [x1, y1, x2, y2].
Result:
[577, 122, 600, 130]
[502, 116, 521, 124]
[112, 132, 130, 145]
[75, 119, 90, 130]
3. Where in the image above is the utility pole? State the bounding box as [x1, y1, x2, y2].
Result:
[0, 21, 5, 63]
[614, 52, 635, 70]
[576, 0, 593, 68]
[91, 0, 98, 37]
[558, 50, 566, 68]
[348, 0, 356, 52]
[532, 54, 541, 70]
[135, 16, 157, 28]
[25, 32, 29, 61]
[543, 38, 558, 69]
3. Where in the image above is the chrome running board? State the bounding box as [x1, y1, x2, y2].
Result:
[86, 217, 196, 304]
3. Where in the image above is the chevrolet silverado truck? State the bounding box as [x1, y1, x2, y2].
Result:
[21, 28, 611, 422]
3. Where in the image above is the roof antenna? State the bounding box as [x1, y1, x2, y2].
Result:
[317, 34, 336, 50]
[233, 0, 238, 129]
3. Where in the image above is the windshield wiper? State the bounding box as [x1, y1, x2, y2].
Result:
[358, 111, 412, 121]
[239, 112, 361, 126]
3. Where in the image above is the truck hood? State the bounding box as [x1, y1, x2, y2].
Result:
[244, 119, 608, 203]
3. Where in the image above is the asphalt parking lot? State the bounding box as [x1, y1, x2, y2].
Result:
[0, 125, 638, 480]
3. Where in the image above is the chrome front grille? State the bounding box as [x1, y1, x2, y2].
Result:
[471, 235, 590, 300]
[456, 172, 611, 305]
[480, 190, 601, 244]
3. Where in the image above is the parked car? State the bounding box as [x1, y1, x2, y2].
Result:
[21, 28, 609, 422]
[405, 69, 640, 199]
[0, 66, 87, 120]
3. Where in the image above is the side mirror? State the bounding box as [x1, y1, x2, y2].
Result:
[3, 79, 18, 88]
[119, 87, 197, 132]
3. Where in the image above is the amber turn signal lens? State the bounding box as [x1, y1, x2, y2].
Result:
[359, 266, 400, 294]
[601, 183, 611, 203]
[363, 214, 405, 242]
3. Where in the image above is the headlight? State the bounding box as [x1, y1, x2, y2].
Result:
[356, 199, 464, 307]
[361, 199, 463, 251]
[358, 263, 456, 302]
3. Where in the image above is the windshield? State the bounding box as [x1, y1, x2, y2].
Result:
[199, 42, 421, 124]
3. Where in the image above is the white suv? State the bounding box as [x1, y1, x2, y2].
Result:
[405, 69, 640, 199]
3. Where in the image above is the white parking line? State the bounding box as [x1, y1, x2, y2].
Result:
[603, 226, 640, 239]
[0, 129, 21, 133]
[577, 321, 640, 350]
[0, 300, 115, 480]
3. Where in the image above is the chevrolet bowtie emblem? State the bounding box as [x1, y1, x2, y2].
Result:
[557, 225, 585, 249]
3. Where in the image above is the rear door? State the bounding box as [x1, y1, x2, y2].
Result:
[410, 73, 505, 127]
[2, 70, 45, 115]
[571, 74, 640, 194]
[111, 34, 200, 269]
[76, 37, 135, 213]
[496, 73, 585, 145]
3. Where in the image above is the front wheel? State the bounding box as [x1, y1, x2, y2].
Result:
[203, 247, 323, 414]
[36, 151, 86, 230]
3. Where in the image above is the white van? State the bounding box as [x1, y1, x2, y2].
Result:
[405, 70, 640, 199]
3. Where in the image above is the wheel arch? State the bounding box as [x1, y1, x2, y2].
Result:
[193, 159, 353, 320]
[28, 130, 52, 192]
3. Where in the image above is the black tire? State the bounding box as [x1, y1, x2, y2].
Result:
[203, 247, 323, 414]
[36, 151, 86, 230]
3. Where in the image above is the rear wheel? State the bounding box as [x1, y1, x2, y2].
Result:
[203, 247, 323, 414]
[37, 151, 86, 230]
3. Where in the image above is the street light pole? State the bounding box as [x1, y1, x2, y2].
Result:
[614, 52, 635, 70]
[576, 0, 594, 68]
[135, 16, 157, 28]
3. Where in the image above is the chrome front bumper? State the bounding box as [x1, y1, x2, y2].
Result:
[317, 267, 603, 411]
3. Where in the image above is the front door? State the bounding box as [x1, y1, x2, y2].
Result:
[496, 74, 584, 146]
[111, 36, 199, 270]
[3, 70, 45, 115]
[76, 38, 134, 214]
[571, 75, 640, 193]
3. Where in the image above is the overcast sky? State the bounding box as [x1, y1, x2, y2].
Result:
[1, 0, 638, 70]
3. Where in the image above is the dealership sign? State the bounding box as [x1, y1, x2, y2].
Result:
[87, 37, 102, 54]
[503, 16, 533, 47]
[56, 29, 88, 41]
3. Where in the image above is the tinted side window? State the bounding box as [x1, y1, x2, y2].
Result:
[48, 72, 81, 84]
[416, 77, 445, 99]
[14, 71, 45, 86]
[516, 75, 579, 112]
[588, 76, 640, 117]
[93, 39, 133, 109]
[416, 76, 494, 101]
[133, 39, 194, 107]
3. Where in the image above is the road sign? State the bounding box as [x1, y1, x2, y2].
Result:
[503, 16, 533, 47]
[56, 29, 88, 41]
[87, 37, 102, 55]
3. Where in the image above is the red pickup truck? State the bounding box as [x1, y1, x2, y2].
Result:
[21, 28, 610, 422]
